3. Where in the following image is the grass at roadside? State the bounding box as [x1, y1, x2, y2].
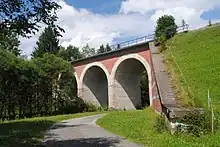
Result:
[164, 25, 220, 111]
[0, 111, 104, 147]
[96, 108, 220, 147]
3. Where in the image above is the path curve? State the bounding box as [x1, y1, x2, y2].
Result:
[43, 114, 143, 147]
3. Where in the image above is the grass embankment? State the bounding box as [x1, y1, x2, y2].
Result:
[97, 25, 220, 147]
[164, 25, 220, 111]
[97, 108, 220, 147]
[0, 112, 103, 147]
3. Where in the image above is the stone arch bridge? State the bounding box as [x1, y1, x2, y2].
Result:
[72, 37, 162, 112]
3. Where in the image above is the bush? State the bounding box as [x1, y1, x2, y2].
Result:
[180, 110, 212, 136]
[136, 105, 145, 110]
[158, 35, 168, 52]
[159, 43, 167, 53]
[154, 114, 167, 133]
[83, 101, 103, 112]
[57, 97, 86, 114]
[58, 101, 78, 114]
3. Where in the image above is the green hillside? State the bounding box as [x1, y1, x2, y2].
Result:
[164, 24, 220, 112]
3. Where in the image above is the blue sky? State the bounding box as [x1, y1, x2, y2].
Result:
[65, 0, 220, 20]
[65, 0, 121, 14]
[201, 6, 220, 20]
[20, 0, 220, 56]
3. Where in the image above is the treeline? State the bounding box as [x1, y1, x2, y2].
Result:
[0, 51, 78, 120]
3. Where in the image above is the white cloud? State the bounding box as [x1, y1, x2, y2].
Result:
[120, 0, 219, 14]
[120, 0, 220, 29]
[20, 0, 154, 56]
[56, 0, 154, 48]
[20, 0, 220, 56]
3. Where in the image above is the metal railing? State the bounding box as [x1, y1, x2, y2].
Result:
[110, 34, 155, 51]
[72, 24, 189, 62]
[109, 24, 189, 52]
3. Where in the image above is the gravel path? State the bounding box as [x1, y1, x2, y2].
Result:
[43, 114, 143, 147]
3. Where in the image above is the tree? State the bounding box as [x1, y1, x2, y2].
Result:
[182, 19, 186, 29]
[32, 26, 60, 58]
[0, 31, 21, 56]
[0, 0, 63, 38]
[81, 44, 96, 58]
[155, 15, 177, 41]
[106, 44, 112, 52]
[58, 45, 83, 61]
[97, 45, 105, 54]
[208, 19, 212, 26]
[0, 49, 81, 120]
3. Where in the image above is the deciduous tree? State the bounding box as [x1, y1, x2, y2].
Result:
[81, 44, 96, 58]
[155, 15, 177, 41]
[58, 45, 83, 61]
[0, 0, 64, 38]
[0, 30, 21, 56]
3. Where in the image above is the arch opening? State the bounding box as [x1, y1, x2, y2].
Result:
[112, 58, 150, 109]
[73, 76, 78, 97]
[82, 66, 108, 107]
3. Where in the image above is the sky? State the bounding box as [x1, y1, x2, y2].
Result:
[20, 0, 220, 56]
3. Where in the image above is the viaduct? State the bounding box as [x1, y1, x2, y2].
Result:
[72, 36, 162, 113]
[72, 25, 191, 123]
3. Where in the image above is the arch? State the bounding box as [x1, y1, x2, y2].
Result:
[110, 54, 152, 109]
[79, 62, 110, 107]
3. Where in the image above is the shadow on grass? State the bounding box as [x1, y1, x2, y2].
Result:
[45, 137, 121, 147]
[0, 120, 55, 147]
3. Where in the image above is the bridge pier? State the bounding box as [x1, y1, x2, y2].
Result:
[111, 72, 142, 110]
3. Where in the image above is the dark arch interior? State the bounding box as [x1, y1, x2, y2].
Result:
[73, 76, 78, 97]
[115, 58, 150, 109]
[82, 66, 108, 107]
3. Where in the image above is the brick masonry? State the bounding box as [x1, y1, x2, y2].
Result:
[72, 43, 162, 112]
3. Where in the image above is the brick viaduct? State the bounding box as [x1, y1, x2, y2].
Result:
[72, 39, 162, 113]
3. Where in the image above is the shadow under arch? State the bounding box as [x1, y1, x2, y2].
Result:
[80, 63, 110, 107]
[73, 74, 78, 97]
[110, 54, 152, 109]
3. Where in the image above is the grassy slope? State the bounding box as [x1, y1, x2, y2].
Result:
[0, 112, 103, 147]
[164, 25, 220, 111]
[96, 25, 220, 147]
[97, 109, 220, 147]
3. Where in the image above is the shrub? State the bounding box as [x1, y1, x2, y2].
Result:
[154, 114, 167, 133]
[158, 35, 167, 52]
[180, 110, 212, 136]
[58, 101, 78, 114]
[102, 105, 109, 111]
[159, 43, 167, 53]
[136, 105, 145, 110]
[83, 101, 103, 112]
